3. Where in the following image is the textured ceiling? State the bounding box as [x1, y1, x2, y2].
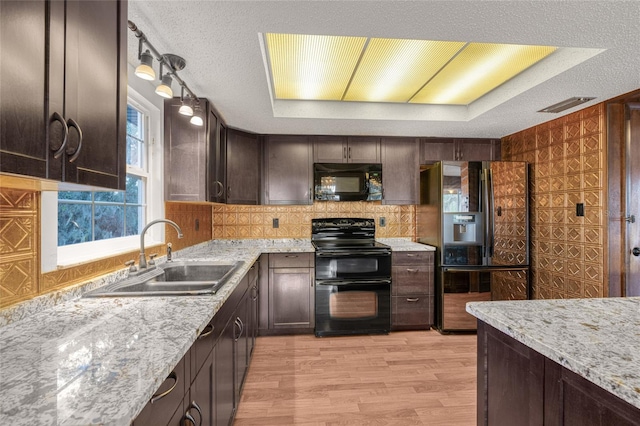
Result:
[127, 0, 640, 139]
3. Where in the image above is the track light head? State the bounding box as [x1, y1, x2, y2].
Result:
[135, 50, 156, 81]
[155, 74, 174, 98]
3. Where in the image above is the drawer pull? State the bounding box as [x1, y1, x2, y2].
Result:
[406, 268, 418, 273]
[198, 323, 214, 339]
[406, 298, 420, 302]
[150, 371, 178, 403]
[406, 253, 416, 257]
[285, 255, 299, 258]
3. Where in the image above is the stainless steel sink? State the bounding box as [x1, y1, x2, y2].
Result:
[83, 260, 244, 297]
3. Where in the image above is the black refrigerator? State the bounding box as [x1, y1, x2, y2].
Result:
[417, 161, 530, 333]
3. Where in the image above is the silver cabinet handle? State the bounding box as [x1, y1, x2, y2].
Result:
[184, 401, 203, 426]
[66, 118, 83, 163]
[407, 298, 420, 302]
[50, 111, 68, 159]
[343, 146, 347, 159]
[213, 180, 224, 197]
[197, 323, 214, 339]
[183, 411, 197, 426]
[150, 371, 178, 403]
[285, 255, 298, 258]
[406, 268, 418, 273]
[234, 318, 241, 341]
[348, 146, 352, 159]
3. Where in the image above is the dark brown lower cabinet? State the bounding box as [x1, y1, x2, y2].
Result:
[478, 321, 640, 426]
[134, 261, 257, 426]
[391, 251, 434, 330]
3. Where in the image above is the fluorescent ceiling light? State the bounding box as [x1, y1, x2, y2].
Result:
[265, 33, 557, 106]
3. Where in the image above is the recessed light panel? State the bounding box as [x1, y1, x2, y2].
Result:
[344, 38, 466, 103]
[411, 43, 557, 105]
[266, 33, 366, 100]
[265, 33, 557, 105]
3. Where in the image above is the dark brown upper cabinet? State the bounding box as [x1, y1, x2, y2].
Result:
[381, 137, 419, 205]
[313, 136, 381, 164]
[0, 0, 127, 190]
[226, 129, 261, 205]
[420, 138, 499, 164]
[165, 98, 227, 203]
[264, 135, 313, 205]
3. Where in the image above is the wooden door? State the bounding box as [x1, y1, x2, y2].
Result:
[165, 99, 208, 201]
[381, 137, 419, 204]
[226, 129, 260, 204]
[626, 103, 640, 296]
[420, 138, 456, 164]
[313, 136, 347, 163]
[264, 135, 313, 204]
[347, 136, 381, 163]
[0, 1, 57, 179]
[62, 0, 126, 189]
[189, 351, 214, 426]
[269, 268, 314, 329]
[457, 138, 496, 161]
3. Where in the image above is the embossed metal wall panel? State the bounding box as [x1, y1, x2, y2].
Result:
[501, 103, 606, 299]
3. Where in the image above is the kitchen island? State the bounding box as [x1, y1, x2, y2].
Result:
[467, 298, 640, 425]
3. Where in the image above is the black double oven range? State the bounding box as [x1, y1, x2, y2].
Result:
[311, 218, 391, 337]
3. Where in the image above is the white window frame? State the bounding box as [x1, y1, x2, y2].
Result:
[42, 86, 164, 270]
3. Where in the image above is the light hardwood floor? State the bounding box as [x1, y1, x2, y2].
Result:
[234, 331, 477, 425]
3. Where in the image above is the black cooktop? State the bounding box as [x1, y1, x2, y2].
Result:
[311, 218, 389, 251]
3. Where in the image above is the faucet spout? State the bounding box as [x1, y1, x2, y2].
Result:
[139, 219, 183, 270]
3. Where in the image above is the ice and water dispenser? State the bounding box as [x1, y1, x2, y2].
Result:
[442, 213, 484, 265]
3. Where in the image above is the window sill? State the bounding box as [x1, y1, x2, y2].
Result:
[57, 236, 163, 269]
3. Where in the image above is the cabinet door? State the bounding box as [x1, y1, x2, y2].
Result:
[347, 136, 381, 163]
[210, 112, 226, 203]
[188, 350, 214, 426]
[226, 129, 260, 204]
[381, 137, 419, 205]
[269, 267, 314, 329]
[313, 136, 347, 163]
[457, 138, 496, 161]
[61, 0, 126, 189]
[164, 99, 208, 201]
[420, 138, 456, 164]
[234, 294, 250, 405]
[0, 1, 54, 179]
[215, 316, 235, 426]
[264, 135, 313, 204]
[248, 265, 259, 354]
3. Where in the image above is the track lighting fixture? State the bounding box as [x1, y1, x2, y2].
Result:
[155, 74, 174, 98]
[179, 88, 194, 116]
[128, 20, 202, 125]
[190, 103, 204, 126]
[135, 49, 156, 81]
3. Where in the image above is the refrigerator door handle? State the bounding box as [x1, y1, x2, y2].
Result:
[481, 169, 490, 258]
[487, 168, 495, 258]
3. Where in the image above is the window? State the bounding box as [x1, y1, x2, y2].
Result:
[57, 105, 149, 246]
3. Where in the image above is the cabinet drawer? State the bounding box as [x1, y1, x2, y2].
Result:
[268, 253, 312, 268]
[392, 251, 433, 266]
[393, 295, 434, 327]
[134, 353, 187, 426]
[392, 266, 433, 295]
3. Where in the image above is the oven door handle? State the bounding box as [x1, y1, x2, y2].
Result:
[315, 250, 391, 257]
[316, 279, 392, 286]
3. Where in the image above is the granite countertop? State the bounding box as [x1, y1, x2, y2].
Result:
[0, 237, 432, 425]
[0, 239, 313, 426]
[378, 238, 436, 251]
[467, 297, 640, 410]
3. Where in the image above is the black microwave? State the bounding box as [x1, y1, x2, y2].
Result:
[314, 163, 382, 201]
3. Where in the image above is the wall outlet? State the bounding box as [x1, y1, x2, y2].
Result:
[576, 203, 584, 217]
[379, 217, 386, 227]
[273, 218, 279, 228]
[195, 218, 200, 231]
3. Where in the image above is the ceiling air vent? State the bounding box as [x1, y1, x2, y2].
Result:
[538, 97, 595, 113]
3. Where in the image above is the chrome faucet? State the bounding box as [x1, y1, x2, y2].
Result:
[139, 219, 184, 270]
